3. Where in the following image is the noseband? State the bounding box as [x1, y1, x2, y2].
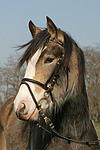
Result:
[20, 40, 100, 147]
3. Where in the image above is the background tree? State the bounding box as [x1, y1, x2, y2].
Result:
[0, 54, 25, 102]
[84, 46, 100, 120]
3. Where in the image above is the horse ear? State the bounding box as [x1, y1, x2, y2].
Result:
[46, 16, 64, 43]
[29, 20, 41, 38]
[46, 16, 57, 39]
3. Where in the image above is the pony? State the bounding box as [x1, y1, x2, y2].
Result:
[0, 16, 100, 150]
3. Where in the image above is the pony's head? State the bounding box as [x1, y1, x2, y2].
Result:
[14, 17, 85, 122]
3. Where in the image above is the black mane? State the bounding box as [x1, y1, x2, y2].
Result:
[18, 29, 50, 68]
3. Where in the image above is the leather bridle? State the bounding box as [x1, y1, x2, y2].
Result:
[20, 39, 100, 147]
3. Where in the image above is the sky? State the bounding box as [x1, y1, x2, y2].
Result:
[0, 0, 100, 65]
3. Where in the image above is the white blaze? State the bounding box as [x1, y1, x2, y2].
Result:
[14, 47, 45, 117]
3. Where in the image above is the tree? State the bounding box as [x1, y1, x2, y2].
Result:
[84, 47, 100, 120]
[0, 54, 25, 102]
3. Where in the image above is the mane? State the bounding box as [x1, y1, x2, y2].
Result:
[28, 121, 52, 150]
[18, 29, 50, 68]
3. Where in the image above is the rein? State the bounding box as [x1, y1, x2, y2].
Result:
[20, 40, 100, 147]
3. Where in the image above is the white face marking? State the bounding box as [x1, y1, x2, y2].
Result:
[14, 47, 47, 119]
[25, 47, 43, 78]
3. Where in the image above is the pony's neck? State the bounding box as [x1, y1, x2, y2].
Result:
[50, 92, 99, 148]
[46, 92, 98, 150]
[58, 93, 90, 137]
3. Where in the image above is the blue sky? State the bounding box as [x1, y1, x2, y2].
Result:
[0, 0, 100, 64]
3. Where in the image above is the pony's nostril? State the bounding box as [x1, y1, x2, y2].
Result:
[19, 103, 26, 115]
[16, 103, 28, 119]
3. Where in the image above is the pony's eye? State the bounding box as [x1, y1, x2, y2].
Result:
[44, 57, 54, 64]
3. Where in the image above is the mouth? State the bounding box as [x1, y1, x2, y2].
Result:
[29, 98, 50, 121]
[29, 107, 39, 121]
[16, 106, 39, 121]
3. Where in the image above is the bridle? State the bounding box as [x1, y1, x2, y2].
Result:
[20, 39, 100, 147]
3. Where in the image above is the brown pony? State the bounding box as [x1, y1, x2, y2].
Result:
[0, 16, 100, 150]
